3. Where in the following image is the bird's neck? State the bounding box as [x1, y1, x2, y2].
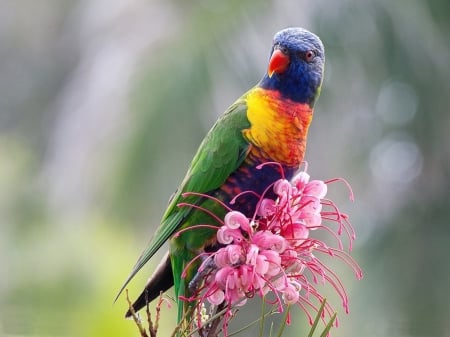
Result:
[259, 74, 319, 105]
[242, 87, 313, 167]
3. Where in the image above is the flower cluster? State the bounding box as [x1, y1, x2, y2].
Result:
[181, 165, 362, 334]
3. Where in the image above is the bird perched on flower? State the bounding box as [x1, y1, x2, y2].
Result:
[117, 27, 325, 330]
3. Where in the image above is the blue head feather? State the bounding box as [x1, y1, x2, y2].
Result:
[259, 27, 325, 106]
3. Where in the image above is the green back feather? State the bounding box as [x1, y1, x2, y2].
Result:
[117, 93, 252, 301]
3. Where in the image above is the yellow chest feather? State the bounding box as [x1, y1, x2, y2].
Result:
[242, 87, 313, 167]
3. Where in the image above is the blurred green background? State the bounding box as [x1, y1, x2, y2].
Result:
[1, 0, 449, 336]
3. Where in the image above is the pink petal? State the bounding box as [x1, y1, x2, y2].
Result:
[239, 265, 252, 289]
[257, 198, 276, 217]
[292, 171, 310, 190]
[217, 227, 243, 244]
[255, 254, 269, 275]
[224, 211, 251, 233]
[302, 212, 322, 228]
[215, 266, 235, 288]
[281, 282, 301, 305]
[207, 288, 225, 305]
[297, 195, 321, 213]
[246, 244, 260, 266]
[304, 180, 328, 199]
[214, 248, 229, 267]
[260, 250, 282, 276]
[252, 231, 288, 253]
[281, 222, 309, 245]
[273, 179, 292, 198]
[226, 244, 244, 265]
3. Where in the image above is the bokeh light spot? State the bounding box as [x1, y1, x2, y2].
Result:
[376, 81, 418, 126]
[370, 135, 423, 184]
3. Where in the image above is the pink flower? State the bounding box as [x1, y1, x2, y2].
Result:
[180, 164, 363, 335]
[280, 281, 301, 305]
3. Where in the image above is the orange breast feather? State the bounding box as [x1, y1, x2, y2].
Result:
[243, 87, 313, 167]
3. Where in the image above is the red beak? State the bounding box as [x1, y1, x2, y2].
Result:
[268, 48, 290, 77]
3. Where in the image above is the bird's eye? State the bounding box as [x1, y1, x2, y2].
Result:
[279, 46, 289, 54]
[304, 50, 316, 62]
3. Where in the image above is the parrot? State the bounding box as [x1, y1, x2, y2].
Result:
[117, 27, 325, 330]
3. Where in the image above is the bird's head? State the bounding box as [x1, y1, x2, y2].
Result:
[260, 27, 325, 107]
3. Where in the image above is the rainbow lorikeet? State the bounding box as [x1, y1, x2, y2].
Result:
[118, 27, 325, 326]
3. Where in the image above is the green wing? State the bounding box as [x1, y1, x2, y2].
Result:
[116, 95, 251, 298]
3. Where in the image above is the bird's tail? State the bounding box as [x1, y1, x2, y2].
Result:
[125, 251, 173, 317]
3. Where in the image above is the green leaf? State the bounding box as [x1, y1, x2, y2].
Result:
[307, 298, 337, 337]
[275, 305, 290, 337]
[319, 313, 337, 337]
[308, 298, 327, 337]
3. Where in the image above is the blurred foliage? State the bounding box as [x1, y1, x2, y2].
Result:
[1, 0, 449, 336]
